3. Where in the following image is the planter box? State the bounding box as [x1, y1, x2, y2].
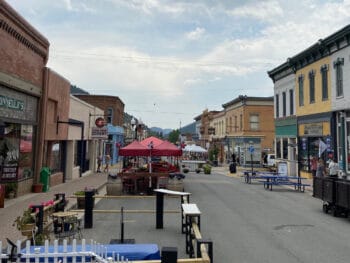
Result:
[21, 223, 35, 237]
[76, 197, 95, 209]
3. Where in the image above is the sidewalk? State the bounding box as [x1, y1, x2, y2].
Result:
[0, 163, 121, 248]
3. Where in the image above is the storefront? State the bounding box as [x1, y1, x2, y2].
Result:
[297, 112, 336, 178]
[232, 137, 262, 166]
[0, 84, 38, 197]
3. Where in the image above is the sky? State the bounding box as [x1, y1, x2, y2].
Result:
[6, 0, 350, 129]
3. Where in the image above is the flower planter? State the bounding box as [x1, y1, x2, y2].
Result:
[32, 184, 43, 193]
[21, 223, 35, 237]
[77, 197, 95, 209]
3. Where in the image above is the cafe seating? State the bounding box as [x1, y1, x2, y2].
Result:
[122, 177, 135, 194]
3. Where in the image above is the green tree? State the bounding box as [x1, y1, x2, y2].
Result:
[168, 129, 180, 144]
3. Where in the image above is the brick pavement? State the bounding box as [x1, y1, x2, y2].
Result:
[0, 163, 122, 248]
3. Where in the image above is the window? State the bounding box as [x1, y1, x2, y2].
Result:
[229, 117, 232, 132]
[249, 114, 259, 131]
[276, 139, 281, 159]
[234, 116, 237, 132]
[282, 92, 286, 117]
[275, 94, 279, 118]
[289, 89, 294, 115]
[320, 64, 328, 100]
[50, 141, 62, 173]
[309, 70, 315, 103]
[106, 108, 113, 124]
[282, 138, 288, 159]
[298, 75, 304, 106]
[240, 114, 243, 131]
[334, 58, 344, 97]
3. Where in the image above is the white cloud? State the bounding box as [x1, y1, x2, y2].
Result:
[186, 27, 206, 40]
[61, 0, 95, 13]
[228, 0, 283, 22]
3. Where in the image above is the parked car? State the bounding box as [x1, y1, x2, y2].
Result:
[263, 154, 276, 167]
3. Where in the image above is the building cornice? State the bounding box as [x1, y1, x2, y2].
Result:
[0, 1, 49, 62]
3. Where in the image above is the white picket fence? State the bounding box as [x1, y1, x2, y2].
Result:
[0, 239, 131, 263]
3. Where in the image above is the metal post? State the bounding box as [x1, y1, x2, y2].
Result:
[161, 247, 177, 263]
[156, 191, 164, 229]
[120, 206, 124, 244]
[32, 205, 44, 234]
[84, 190, 94, 229]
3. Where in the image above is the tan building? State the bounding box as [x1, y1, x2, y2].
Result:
[222, 95, 274, 166]
[210, 110, 226, 163]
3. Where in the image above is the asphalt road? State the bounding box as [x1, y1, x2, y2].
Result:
[185, 170, 350, 263]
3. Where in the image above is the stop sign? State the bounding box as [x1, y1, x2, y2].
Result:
[95, 117, 105, 128]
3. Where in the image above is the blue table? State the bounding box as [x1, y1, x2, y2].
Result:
[21, 244, 160, 262]
[260, 175, 309, 192]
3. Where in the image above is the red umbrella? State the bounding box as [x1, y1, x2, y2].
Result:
[152, 141, 182, 156]
[140, 136, 164, 148]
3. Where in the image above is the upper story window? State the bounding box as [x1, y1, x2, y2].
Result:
[249, 114, 259, 131]
[234, 116, 237, 132]
[309, 70, 315, 103]
[289, 89, 294, 115]
[298, 75, 304, 106]
[106, 108, 113, 124]
[275, 94, 279, 118]
[320, 64, 329, 100]
[334, 58, 344, 97]
[240, 114, 243, 131]
[282, 92, 286, 117]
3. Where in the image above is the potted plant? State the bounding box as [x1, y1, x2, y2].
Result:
[75, 187, 97, 209]
[195, 168, 201, 173]
[5, 182, 17, 199]
[203, 164, 212, 174]
[183, 168, 189, 173]
[34, 233, 47, 245]
[13, 208, 36, 237]
[32, 183, 43, 193]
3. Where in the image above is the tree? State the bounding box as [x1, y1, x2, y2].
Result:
[168, 129, 180, 144]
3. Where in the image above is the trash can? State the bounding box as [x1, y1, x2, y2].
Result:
[40, 167, 51, 192]
[0, 184, 5, 208]
[229, 162, 237, 173]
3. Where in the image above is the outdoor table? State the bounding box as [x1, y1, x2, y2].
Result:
[153, 189, 191, 229]
[21, 244, 160, 261]
[259, 175, 309, 191]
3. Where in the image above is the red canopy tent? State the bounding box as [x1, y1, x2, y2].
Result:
[119, 140, 150, 156]
[140, 136, 164, 148]
[152, 140, 182, 156]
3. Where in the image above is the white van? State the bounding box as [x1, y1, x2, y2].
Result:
[263, 154, 275, 167]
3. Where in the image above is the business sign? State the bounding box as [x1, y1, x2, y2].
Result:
[0, 95, 24, 111]
[95, 117, 105, 128]
[304, 123, 323, 136]
[91, 127, 108, 139]
[1, 164, 18, 182]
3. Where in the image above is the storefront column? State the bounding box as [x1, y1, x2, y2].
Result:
[339, 112, 346, 171]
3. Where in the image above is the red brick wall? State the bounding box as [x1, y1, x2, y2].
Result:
[0, 2, 49, 86]
[75, 95, 125, 126]
[44, 68, 70, 140]
[50, 172, 63, 187]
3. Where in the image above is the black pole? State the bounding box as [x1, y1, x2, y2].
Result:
[251, 152, 254, 175]
[32, 205, 44, 234]
[120, 206, 124, 244]
[84, 190, 94, 229]
[156, 191, 164, 229]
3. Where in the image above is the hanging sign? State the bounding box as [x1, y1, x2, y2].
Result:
[95, 117, 105, 128]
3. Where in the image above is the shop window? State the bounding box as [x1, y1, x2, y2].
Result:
[334, 58, 344, 97]
[282, 138, 288, 159]
[298, 75, 304, 106]
[19, 125, 34, 180]
[299, 137, 322, 172]
[320, 65, 328, 100]
[276, 139, 281, 158]
[240, 114, 243, 131]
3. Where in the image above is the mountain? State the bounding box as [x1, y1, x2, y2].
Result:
[150, 127, 173, 135]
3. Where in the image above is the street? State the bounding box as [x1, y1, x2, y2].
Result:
[183, 169, 350, 263]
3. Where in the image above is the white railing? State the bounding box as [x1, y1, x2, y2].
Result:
[0, 239, 130, 263]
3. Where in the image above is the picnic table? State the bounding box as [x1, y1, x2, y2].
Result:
[243, 171, 309, 192]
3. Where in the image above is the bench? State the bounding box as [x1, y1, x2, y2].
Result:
[264, 181, 310, 192]
[182, 203, 201, 256]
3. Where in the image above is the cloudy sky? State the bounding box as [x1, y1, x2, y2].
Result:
[6, 0, 350, 129]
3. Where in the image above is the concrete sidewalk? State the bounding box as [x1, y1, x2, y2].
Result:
[0, 163, 122, 248]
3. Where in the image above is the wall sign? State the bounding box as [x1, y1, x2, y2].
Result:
[95, 117, 105, 128]
[0, 95, 24, 111]
[304, 123, 323, 136]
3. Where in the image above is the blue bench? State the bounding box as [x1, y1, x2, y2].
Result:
[264, 181, 310, 192]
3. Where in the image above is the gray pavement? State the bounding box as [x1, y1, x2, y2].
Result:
[0, 164, 118, 248]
